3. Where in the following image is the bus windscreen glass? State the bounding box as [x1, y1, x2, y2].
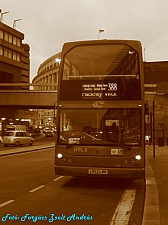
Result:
[60, 44, 141, 100]
[59, 108, 141, 146]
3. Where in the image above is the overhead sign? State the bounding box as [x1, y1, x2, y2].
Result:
[15, 110, 38, 119]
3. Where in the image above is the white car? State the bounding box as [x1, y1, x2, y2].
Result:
[2, 131, 34, 147]
[45, 129, 54, 137]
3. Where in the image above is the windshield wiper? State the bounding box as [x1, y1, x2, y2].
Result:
[124, 142, 140, 146]
[108, 143, 131, 150]
[66, 142, 79, 149]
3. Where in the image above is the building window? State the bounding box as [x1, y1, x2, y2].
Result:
[0, 46, 3, 55]
[13, 52, 16, 60]
[0, 30, 3, 39]
[49, 75, 52, 90]
[17, 38, 21, 47]
[4, 48, 8, 57]
[16, 53, 20, 61]
[13, 36, 17, 45]
[9, 34, 12, 43]
[8, 49, 12, 59]
[46, 76, 48, 90]
[3, 48, 13, 59]
[4, 32, 9, 42]
[53, 73, 57, 83]
[49, 75, 52, 83]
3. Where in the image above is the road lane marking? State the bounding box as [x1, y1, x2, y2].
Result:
[110, 188, 136, 225]
[53, 176, 64, 181]
[29, 185, 45, 193]
[0, 200, 14, 208]
[1, 177, 64, 207]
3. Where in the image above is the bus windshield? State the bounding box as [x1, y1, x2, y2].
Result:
[60, 43, 141, 101]
[59, 108, 141, 146]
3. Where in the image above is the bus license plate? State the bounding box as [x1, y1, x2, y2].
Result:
[111, 149, 123, 155]
[88, 169, 108, 175]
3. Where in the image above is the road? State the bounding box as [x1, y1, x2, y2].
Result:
[0, 135, 55, 151]
[0, 137, 145, 225]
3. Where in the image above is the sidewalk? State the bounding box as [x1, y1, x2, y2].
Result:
[143, 145, 168, 225]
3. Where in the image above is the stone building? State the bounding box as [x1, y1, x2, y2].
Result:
[32, 52, 61, 126]
[0, 22, 30, 87]
[144, 61, 168, 144]
[0, 21, 30, 127]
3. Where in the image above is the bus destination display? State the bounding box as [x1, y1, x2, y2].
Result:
[82, 82, 118, 100]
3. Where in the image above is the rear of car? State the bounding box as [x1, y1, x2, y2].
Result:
[2, 131, 34, 147]
[45, 129, 54, 137]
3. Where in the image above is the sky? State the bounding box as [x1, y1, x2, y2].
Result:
[1, 0, 168, 81]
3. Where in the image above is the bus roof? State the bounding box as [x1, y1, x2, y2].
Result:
[62, 39, 142, 54]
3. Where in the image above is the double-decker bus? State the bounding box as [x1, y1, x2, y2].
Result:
[55, 39, 145, 178]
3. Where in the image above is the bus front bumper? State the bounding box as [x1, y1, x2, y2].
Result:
[54, 165, 145, 179]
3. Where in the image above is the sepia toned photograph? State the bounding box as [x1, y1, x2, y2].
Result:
[0, 1, 168, 224]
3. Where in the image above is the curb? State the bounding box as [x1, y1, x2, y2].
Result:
[0, 144, 55, 156]
[142, 158, 160, 225]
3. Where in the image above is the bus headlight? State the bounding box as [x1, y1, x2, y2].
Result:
[135, 155, 141, 160]
[57, 153, 62, 158]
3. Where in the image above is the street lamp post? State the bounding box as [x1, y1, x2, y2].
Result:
[13, 19, 22, 29]
[54, 101, 57, 123]
[0, 10, 9, 23]
[98, 29, 104, 40]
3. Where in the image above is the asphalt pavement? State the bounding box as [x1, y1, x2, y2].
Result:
[1, 141, 167, 225]
[0, 135, 55, 156]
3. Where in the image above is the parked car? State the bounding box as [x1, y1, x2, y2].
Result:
[45, 129, 54, 137]
[2, 131, 34, 147]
